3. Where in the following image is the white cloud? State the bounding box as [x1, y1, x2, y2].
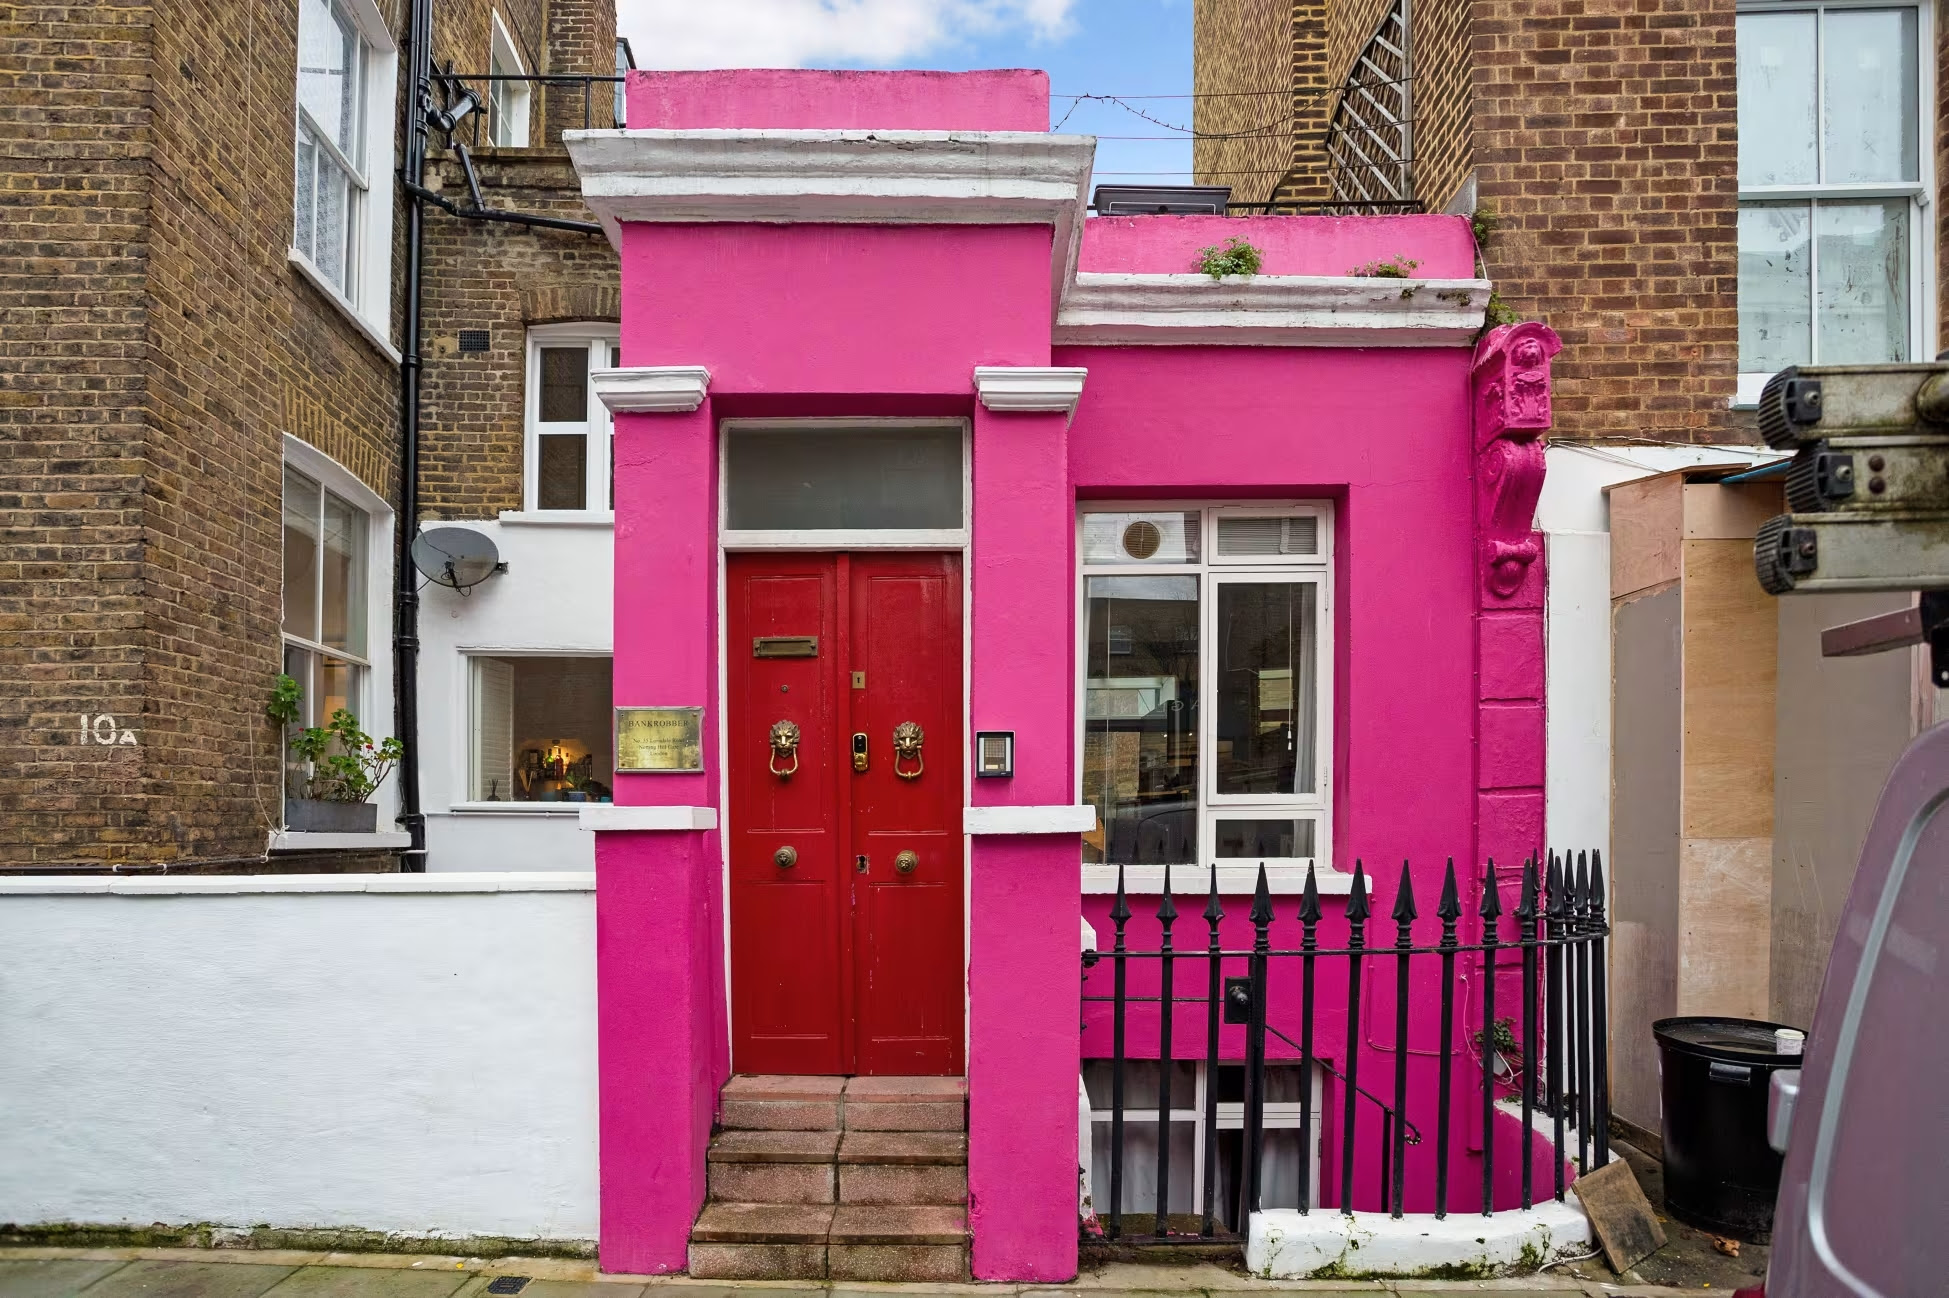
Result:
[617, 0, 1080, 70]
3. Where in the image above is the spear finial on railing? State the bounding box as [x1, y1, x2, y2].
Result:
[1299, 860, 1322, 928]
[1205, 861, 1225, 926]
[1480, 857, 1503, 923]
[1437, 857, 1461, 928]
[1346, 858, 1371, 925]
[1589, 850, 1607, 924]
[1111, 861, 1131, 928]
[1392, 859, 1419, 931]
[1573, 849, 1591, 930]
[1516, 856, 1538, 924]
[1251, 860, 1275, 930]
[1546, 852, 1567, 921]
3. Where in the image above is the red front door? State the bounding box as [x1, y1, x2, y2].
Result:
[727, 553, 964, 1075]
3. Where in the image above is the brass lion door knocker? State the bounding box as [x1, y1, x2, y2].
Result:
[892, 721, 924, 780]
[768, 719, 800, 777]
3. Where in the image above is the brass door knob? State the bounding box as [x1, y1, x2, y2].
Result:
[895, 849, 918, 874]
[774, 845, 798, 869]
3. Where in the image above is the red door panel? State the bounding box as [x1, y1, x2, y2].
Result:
[849, 555, 964, 1075]
[727, 556, 845, 1074]
[727, 552, 963, 1077]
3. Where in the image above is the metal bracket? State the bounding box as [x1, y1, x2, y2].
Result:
[1223, 975, 1255, 1025]
[1822, 590, 1949, 687]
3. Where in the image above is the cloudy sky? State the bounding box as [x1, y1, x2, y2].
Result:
[614, 0, 1197, 189]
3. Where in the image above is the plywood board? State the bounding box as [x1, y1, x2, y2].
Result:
[1610, 474, 1683, 600]
[1683, 481, 1785, 540]
[1677, 835, 1773, 1019]
[1681, 539, 1778, 840]
[1573, 1157, 1668, 1274]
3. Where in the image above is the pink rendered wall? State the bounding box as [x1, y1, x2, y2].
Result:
[1077, 214, 1478, 279]
[968, 405, 1080, 1279]
[620, 223, 1053, 389]
[626, 67, 1049, 131]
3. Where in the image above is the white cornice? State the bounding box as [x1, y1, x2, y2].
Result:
[965, 804, 1098, 835]
[564, 128, 1094, 313]
[580, 805, 719, 831]
[592, 365, 711, 413]
[973, 366, 1087, 420]
[1054, 273, 1493, 347]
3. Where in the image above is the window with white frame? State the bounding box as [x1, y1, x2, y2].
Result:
[526, 327, 620, 512]
[292, 0, 396, 328]
[282, 463, 372, 798]
[1736, 2, 1930, 404]
[1082, 1060, 1321, 1229]
[487, 12, 532, 148]
[1079, 505, 1332, 893]
[467, 655, 614, 804]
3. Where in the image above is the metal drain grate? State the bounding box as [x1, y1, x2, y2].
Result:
[485, 1277, 530, 1294]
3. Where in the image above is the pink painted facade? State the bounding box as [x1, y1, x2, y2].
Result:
[573, 68, 1559, 1279]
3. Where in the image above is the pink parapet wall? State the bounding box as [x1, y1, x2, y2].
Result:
[626, 67, 1050, 130]
[1079, 213, 1478, 279]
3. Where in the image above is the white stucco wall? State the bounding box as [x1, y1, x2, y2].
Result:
[417, 518, 612, 872]
[1537, 442, 1778, 857]
[0, 875, 598, 1242]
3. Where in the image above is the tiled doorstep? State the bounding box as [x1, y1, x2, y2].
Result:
[0, 1248, 1696, 1294]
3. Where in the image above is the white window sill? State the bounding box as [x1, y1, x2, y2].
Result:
[1083, 862, 1354, 895]
[443, 804, 588, 815]
[497, 510, 615, 527]
[271, 830, 413, 851]
[288, 249, 402, 365]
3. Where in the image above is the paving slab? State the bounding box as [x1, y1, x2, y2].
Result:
[0, 1259, 132, 1298]
[709, 1132, 841, 1164]
[689, 1205, 834, 1246]
[258, 1266, 474, 1298]
[516, 1283, 646, 1298]
[722, 1078, 846, 1100]
[75, 1260, 299, 1298]
[840, 1078, 965, 1103]
[826, 1206, 963, 1247]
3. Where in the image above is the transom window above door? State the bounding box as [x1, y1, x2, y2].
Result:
[1079, 504, 1334, 894]
[525, 326, 620, 514]
[720, 420, 968, 547]
[1735, 3, 1930, 404]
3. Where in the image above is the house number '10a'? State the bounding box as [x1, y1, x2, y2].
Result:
[80, 714, 138, 746]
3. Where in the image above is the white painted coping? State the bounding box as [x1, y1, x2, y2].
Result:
[965, 804, 1097, 834]
[578, 804, 717, 831]
[0, 872, 594, 895]
[1246, 1199, 1592, 1280]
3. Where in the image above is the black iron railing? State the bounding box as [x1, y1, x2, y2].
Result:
[1081, 852, 1609, 1242]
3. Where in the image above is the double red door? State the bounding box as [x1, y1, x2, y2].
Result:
[727, 553, 964, 1076]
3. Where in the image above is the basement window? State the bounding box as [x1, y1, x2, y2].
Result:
[467, 655, 615, 804]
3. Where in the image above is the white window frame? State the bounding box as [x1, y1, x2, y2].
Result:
[521, 325, 620, 517]
[487, 11, 532, 148]
[1077, 502, 1338, 896]
[288, 0, 399, 353]
[453, 649, 615, 812]
[1735, 0, 1936, 406]
[1082, 1060, 1324, 1221]
[279, 434, 397, 820]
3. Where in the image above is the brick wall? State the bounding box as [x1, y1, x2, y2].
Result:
[1192, 0, 1326, 207]
[1471, 0, 1742, 442]
[0, 0, 615, 870]
[417, 149, 619, 521]
[1411, 0, 1474, 212]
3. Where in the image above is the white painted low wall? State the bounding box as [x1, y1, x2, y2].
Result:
[0, 874, 598, 1244]
[1246, 1201, 1591, 1280]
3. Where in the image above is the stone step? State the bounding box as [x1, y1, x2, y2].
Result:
[716, 1074, 967, 1133]
[688, 1202, 968, 1282]
[829, 1204, 968, 1282]
[706, 1130, 841, 1204]
[837, 1130, 967, 1205]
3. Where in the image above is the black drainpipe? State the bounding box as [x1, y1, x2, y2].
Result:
[393, 0, 602, 871]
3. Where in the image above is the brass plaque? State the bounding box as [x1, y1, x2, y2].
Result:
[614, 706, 705, 773]
[753, 636, 819, 659]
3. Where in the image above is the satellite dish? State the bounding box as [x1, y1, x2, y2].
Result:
[412, 527, 504, 592]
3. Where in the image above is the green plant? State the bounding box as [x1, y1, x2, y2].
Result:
[1470, 202, 1500, 250]
[1483, 290, 1520, 330]
[266, 673, 303, 727]
[1474, 1015, 1520, 1057]
[1350, 255, 1421, 279]
[287, 708, 404, 803]
[1196, 236, 1263, 279]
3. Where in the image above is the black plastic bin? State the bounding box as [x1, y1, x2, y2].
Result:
[1654, 1015, 1798, 1240]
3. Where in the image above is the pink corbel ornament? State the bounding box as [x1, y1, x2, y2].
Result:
[1471, 321, 1562, 600]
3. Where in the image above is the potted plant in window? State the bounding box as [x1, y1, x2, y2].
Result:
[268, 676, 403, 833]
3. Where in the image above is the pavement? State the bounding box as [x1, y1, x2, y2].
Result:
[0, 1250, 1710, 1298]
